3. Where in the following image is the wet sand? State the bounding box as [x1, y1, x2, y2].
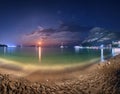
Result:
[0, 55, 120, 94]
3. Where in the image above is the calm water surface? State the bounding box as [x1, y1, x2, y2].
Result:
[0, 47, 112, 66]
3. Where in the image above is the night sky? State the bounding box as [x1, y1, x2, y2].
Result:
[0, 0, 120, 45]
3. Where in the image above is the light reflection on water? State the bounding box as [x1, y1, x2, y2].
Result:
[0, 46, 119, 64]
[74, 47, 80, 53]
[74, 47, 105, 62]
[112, 48, 115, 57]
[38, 47, 42, 62]
[74, 47, 120, 62]
[101, 48, 104, 62]
[3, 47, 7, 55]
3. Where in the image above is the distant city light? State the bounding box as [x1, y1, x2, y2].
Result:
[74, 46, 83, 49]
[100, 44, 104, 48]
[8, 45, 16, 47]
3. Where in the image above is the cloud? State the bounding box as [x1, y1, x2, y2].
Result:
[21, 23, 90, 45]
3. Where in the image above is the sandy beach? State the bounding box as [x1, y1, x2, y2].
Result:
[0, 55, 120, 94]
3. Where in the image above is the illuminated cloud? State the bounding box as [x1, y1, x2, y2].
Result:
[21, 24, 87, 45]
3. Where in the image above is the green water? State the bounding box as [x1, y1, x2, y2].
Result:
[0, 47, 111, 66]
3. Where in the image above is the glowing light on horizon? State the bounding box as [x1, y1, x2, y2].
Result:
[38, 41, 42, 46]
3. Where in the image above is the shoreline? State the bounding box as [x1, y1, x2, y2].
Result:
[0, 57, 100, 84]
[0, 57, 99, 77]
[0, 55, 120, 93]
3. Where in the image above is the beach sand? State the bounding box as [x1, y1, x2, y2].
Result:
[0, 55, 120, 94]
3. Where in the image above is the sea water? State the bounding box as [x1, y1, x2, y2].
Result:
[0, 47, 112, 66]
